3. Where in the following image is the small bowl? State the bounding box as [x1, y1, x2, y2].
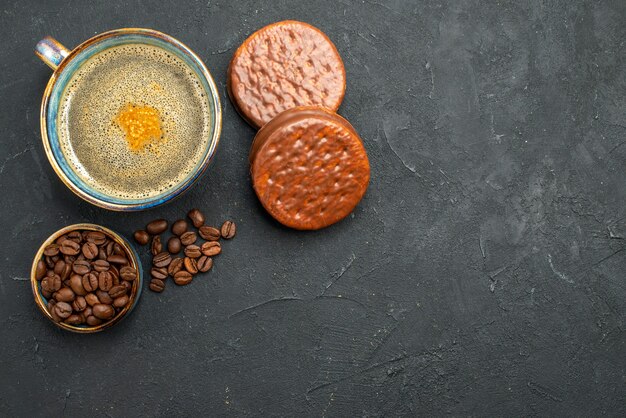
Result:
[30, 223, 143, 333]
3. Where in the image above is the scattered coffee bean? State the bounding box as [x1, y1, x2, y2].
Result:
[171, 219, 188, 236]
[146, 219, 168, 235]
[43, 244, 60, 257]
[120, 266, 138, 281]
[60, 240, 81, 256]
[221, 221, 236, 239]
[82, 242, 98, 259]
[187, 208, 205, 228]
[107, 254, 129, 265]
[168, 258, 184, 276]
[151, 267, 168, 280]
[151, 236, 162, 256]
[134, 230, 150, 245]
[173, 271, 193, 286]
[149, 279, 165, 293]
[199, 226, 221, 241]
[153, 252, 172, 268]
[180, 231, 197, 246]
[36, 260, 47, 280]
[72, 259, 91, 275]
[184, 257, 198, 274]
[167, 236, 182, 254]
[201, 241, 221, 256]
[197, 256, 213, 272]
[184, 245, 201, 258]
[93, 303, 115, 320]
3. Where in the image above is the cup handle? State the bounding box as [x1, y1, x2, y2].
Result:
[35, 36, 70, 70]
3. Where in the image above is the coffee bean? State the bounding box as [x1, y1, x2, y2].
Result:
[146, 219, 168, 235]
[91, 259, 109, 272]
[43, 244, 60, 257]
[55, 234, 68, 245]
[107, 254, 128, 265]
[54, 302, 73, 319]
[98, 247, 107, 260]
[83, 306, 92, 316]
[109, 265, 120, 284]
[199, 226, 221, 241]
[98, 271, 114, 291]
[55, 287, 75, 303]
[221, 221, 236, 239]
[65, 314, 84, 325]
[105, 240, 115, 256]
[134, 230, 150, 245]
[72, 296, 87, 312]
[67, 231, 82, 242]
[113, 243, 124, 256]
[167, 236, 182, 253]
[86, 231, 107, 245]
[82, 242, 98, 259]
[113, 295, 129, 308]
[149, 279, 165, 293]
[96, 290, 113, 305]
[56, 261, 72, 281]
[69, 274, 87, 296]
[44, 255, 55, 269]
[184, 244, 201, 258]
[173, 271, 193, 286]
[60, 240, 81, 256]
[184, 257, 198, 274]
[120, 266, 138, 281]
[72, 259, 91, 275]
[121, 280, 132, 292]
[153, 252, 172, 268]
[108, 284, 127, 298]
[82, 272, 99, 292]
[86, 315, 103, 326]
[201, 241, 221, 256]
[180, 231, 197, 246]
[41, 274, 61, 293]
[151, 236, 162, 256]
[35, 260, 47, 280]
[168, 257, 184, 276]
[85, 293, 100, 306]
[151, 267, 168, 280]
[42, 289, 53, 300]
[187, 208, 205, 228]
[197, 256, 213, 272]
[93, 304, 115, 320]
[171, 219, 188, 236]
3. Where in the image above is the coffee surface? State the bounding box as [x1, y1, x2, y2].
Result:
[57, 43, 211, 200]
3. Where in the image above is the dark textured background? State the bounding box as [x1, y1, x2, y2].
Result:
[1, 0, 625, 416]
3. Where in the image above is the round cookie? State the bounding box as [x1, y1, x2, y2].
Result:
[250, 106, 370, 230]
[228, 20, 346, 129]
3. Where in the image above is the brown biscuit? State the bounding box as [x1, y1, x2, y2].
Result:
[228, 20, 346, 129]
[250, 106, 370, 230]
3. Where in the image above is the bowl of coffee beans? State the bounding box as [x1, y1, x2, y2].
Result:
[30, 223, 143, 333]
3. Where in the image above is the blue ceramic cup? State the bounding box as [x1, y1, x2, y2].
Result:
[35, 29, 222, 211]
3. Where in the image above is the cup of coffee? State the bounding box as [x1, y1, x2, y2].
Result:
[35, 29, 222, 210]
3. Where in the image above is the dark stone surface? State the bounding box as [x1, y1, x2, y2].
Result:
[1, 0, 624, 416]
